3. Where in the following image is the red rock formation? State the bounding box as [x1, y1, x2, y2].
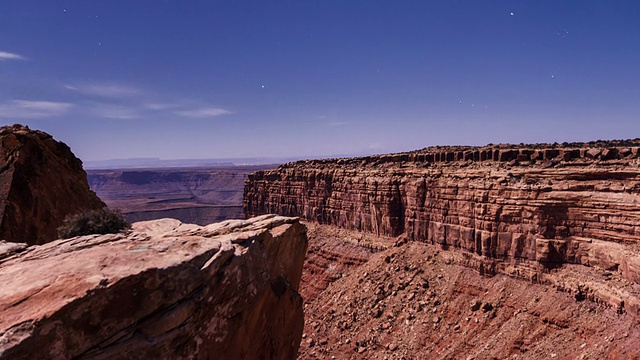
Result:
[0, 215, 308, 360]
[0, 124, 105, 245]
[244, 141, 640, 315]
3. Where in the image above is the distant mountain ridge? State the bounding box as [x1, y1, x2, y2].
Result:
[83, 150, 385, 170]
[84, 157, 301, 169]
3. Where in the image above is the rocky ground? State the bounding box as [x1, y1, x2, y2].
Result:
[299, 222, 640, 359]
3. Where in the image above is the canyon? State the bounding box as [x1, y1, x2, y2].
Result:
[3, 123, 640, 358]
[88, 165, 273, 226]
[245, 141, 640, 358]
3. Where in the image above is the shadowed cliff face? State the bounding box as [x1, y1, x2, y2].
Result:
[244, 142, 640, 315]
[0, 124, 105, 245]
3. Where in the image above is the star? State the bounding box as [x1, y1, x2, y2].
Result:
[261, 85, 265, 89]
[510, 12, 514, 16]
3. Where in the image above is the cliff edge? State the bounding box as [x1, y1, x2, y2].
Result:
[0, 124, 105, 245]
[0, 214, 308, 359]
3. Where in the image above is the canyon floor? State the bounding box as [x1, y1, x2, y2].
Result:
[299, 222, 639, 360]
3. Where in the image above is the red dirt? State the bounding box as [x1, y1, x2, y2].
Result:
[299, 222, 640, 359]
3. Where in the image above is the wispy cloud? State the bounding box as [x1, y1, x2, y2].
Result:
[61, 80, 234, 121]
[174, 107, 232, 118]
[0, 100, 73, 119]
[87, 103, 141, 119]
[144, 102, 179, 111]
[65, 83, 143, 98]
[0, 51, 25, 61]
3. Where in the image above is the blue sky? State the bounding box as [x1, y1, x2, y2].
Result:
[1, 1, 639, 161]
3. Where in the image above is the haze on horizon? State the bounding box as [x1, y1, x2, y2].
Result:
[1, 1, 639, 162]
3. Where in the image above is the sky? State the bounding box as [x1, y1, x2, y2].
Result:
[1, 1, 639, 161]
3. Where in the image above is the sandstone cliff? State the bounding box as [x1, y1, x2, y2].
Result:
[0, 214, 307, 359]
[0, 124, 105, 245]
[244, 141, 640, 316]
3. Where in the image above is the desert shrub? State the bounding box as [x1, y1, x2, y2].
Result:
[58, 207, 131, 238]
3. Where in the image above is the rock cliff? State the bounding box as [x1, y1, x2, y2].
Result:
[0, 214, 307, 360]
[0, 124, 105, 245]
[244, 141, 640, 316]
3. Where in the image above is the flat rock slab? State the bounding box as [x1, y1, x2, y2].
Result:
[0, 214, 308, 360]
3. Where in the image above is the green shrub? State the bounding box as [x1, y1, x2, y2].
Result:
[58, 208, 131, 238]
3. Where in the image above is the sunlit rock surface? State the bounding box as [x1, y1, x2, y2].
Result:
[0, 215, 308, 360]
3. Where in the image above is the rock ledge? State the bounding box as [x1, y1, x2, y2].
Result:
[0, 214, 307, 360]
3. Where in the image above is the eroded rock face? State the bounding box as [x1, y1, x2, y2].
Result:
[0, 124, 106, 245]
[0, 214, 308, 360]
[244, 142, 640, 315]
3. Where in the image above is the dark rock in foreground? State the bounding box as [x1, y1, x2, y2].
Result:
[0, 124, 105, 245]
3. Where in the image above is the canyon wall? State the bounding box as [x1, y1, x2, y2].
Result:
[0, 215, 308, 360]
[245, 141, 640, 312]
[0, 124, 105, 245]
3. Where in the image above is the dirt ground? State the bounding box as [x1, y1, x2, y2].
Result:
[298, 222, 640, 360]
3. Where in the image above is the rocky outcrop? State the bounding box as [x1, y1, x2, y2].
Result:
[0, 124, 105, 245]
[0, 215, 308, 359]
[244, 141, 640, 314]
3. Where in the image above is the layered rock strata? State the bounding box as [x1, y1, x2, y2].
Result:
[0, 124, 105, 245]
[0, 214, 308, 360]
[244, 142, 640, 315]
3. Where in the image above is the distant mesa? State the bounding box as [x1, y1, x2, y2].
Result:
[0, 124, 105, 245]
[83, 157, 301, 170]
